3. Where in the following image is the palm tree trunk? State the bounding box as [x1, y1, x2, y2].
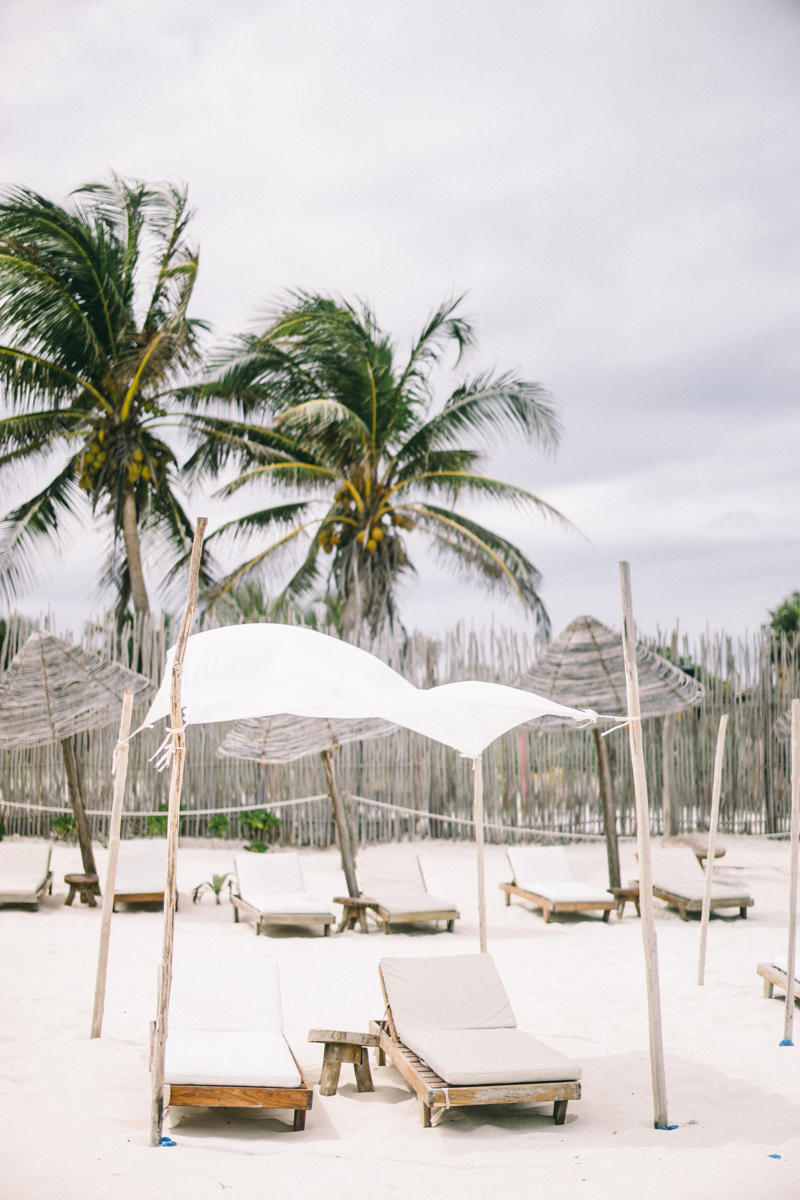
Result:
[121, 490, 150, 615]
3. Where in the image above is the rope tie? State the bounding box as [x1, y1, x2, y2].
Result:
[149, 728, 187, 773]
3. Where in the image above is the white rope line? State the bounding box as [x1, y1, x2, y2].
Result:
[348, 795, 608, 840]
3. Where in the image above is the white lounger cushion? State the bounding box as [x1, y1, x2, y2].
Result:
[243, 892, 332, 916]
[0, 842, 52, 897]
[165, 1031, 301, 1088]
[381, 954, 516, 1033]
[402, 1028, 581, 1086]
[234, 852, 332, 919]
[114, 838, 167, 894]
[773, 954, 800, 982]
[644, 847, 750, 902]
[360, 859, 458, 917]
[507, 846, 611, 903]
[369, 892, 457, 916]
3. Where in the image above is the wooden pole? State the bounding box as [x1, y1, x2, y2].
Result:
[697, 713, 729, 986]
[61, 735, 99, 885]
[321, 749, 359, 898]
[619, 561, 669, 1129]
[661, 631, 679, 838]
[150, 519, 206, 1148]
[783, 698, 800, 1044]
[592, 727, 621, 889]
[90, 688, 134, 1038]
[473, 755, 487, 953]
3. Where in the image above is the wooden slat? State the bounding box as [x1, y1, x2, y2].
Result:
[308, 1029, 379, 1047]
[168, 1084, 312, 1109]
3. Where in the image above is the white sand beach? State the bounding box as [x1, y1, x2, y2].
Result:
[2, 835, 799, 1200]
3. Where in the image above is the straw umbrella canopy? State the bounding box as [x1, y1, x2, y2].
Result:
[516, 615, 703, 888]
[0, 630, 154, 883]
[217, 714, 398, 896]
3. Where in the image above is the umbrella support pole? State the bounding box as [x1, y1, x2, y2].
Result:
[91, 688, 134, 1038]
[321, 750, 359, 899]
[697, 714, 729, 986]
[150, 519, 206, 1148]
[61, 736, 99, 885]
[592, 728, 620, 890]
[473, 756, 487, 953]
[619, 561, 669, 1130]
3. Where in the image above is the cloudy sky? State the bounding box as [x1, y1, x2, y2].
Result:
[1, 0, 799, 644]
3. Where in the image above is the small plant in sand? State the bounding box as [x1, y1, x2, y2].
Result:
[192, 873, 233, 905]
[240, 808, 280, 851]
[206, 813, 230, 839]
[52, 813, 76, 842]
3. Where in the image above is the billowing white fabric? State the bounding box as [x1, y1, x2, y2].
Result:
[164, 1031, 301, 1088]
[143, 625, 595, 757]
[168, 956, 284, 1033]
[0, 842, 51, 895]
[401, 1028, 582, 1086]
[380, 954, 516, 1034]
[773, 954, 800, 982]
[114, 839, 167, 895]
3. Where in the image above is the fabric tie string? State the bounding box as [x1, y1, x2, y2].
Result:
[149, 728, 186, 773]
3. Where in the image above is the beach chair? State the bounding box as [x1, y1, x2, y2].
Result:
[232, 852, 334, 936]
[757, 955, 800, 1001]
[113, 838, 168, 910]
[369, 954, 582, 1127]
[162, 956, 313, 1130]
[340, 856, 459, 933]
[500, 846, 615, 923]
[644, 845, 753, 921]
[0, 842, 53, 909]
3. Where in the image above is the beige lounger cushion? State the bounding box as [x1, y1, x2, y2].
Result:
[359, 860, 458, 917]
[165, 956, 301, 1088]
[507, 846, 611, 903]
[402, 1028, 581, 1086]
[165, 1031, 301, 1087]
[242, 892, 332, 916]
[381, 954, 516, 1032]
[235, 852, 333, 918]
[0, 842, 52, 899]
[643, 847, 750, 903]
[368, 892, 457, 916]
[114, 838, 167, 895]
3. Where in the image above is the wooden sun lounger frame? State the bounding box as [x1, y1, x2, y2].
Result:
[232, 893, 333, 936]
[652, 886, 752, 921]
[500, 881, 614, 923]
[757, 961, 800, 1001]
[369, 975, 580, 1128]
[150, 1024, 313, 1130]
[0, 870, 53, 910]
[337, 894, 458, 934]
[113, 889, 167, 911]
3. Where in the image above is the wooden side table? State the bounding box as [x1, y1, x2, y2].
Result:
[64, 873, 100, 907]
[333, 896, 372, 933]
[308, 1029, 379, 1095]
[610, 885, 640, 919]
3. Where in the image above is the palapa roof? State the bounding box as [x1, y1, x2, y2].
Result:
[516, 614, 703, 723]
[0, 630, 154, 748]
[217, 713, 399, 765]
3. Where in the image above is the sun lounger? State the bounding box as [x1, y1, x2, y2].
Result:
[113, 838, 168, 909]
[369, 953, 581, 1127]
[0, 842, 53, 909]
[232, 852, 334, 936]
[162, 956, 313, 1129]
[643, 846, 753, 921]
[500, 846, 615, 922]
[348, 856, 459, 933]
[757, 956, 800, 1001]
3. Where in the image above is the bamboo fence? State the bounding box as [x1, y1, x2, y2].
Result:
[0, 613, 797, 846]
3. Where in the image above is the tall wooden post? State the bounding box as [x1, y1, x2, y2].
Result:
[150, 519, 207, 1147]
[321, 749, 359, 898]
[91, 688, 134, 1038]
[784, 699, 800, 1044]
[61, 735, 99, 885]
[592, 727, 620, 889]
[697, 714, 728, 986]
[619, 561, 669, 1129]
[473, 756, 487, 953]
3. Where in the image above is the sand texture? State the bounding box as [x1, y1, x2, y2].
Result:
[2, 836, 799, 1200]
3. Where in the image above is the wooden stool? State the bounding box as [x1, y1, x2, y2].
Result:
[333, 896, 372, 933]
[610, 885, 640, 919]
[308, 1029, 379, 1095]
[64, 873, 100, 907]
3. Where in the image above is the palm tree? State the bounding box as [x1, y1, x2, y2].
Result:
[0, 175, 210, 620]
[188, 294, 568, 637]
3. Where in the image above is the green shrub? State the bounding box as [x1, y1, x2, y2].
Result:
[53, 813, 76, 842]
[239, 808, 280, 849]
[0, 814, 5, 841]
[146, 802, 186, 837]
[207, 813, 230, 839]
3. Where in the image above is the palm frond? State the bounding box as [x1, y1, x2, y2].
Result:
[0, 458, 83, 605]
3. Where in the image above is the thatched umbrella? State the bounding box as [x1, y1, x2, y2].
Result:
[0, 631, 153, 885]
[217, 714, 398, 897]
[517, 615, 703, 889]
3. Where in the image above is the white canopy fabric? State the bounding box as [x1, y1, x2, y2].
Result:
[143, 624, 595, 757]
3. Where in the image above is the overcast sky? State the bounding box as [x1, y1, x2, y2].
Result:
[1, 0, 799, 645]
